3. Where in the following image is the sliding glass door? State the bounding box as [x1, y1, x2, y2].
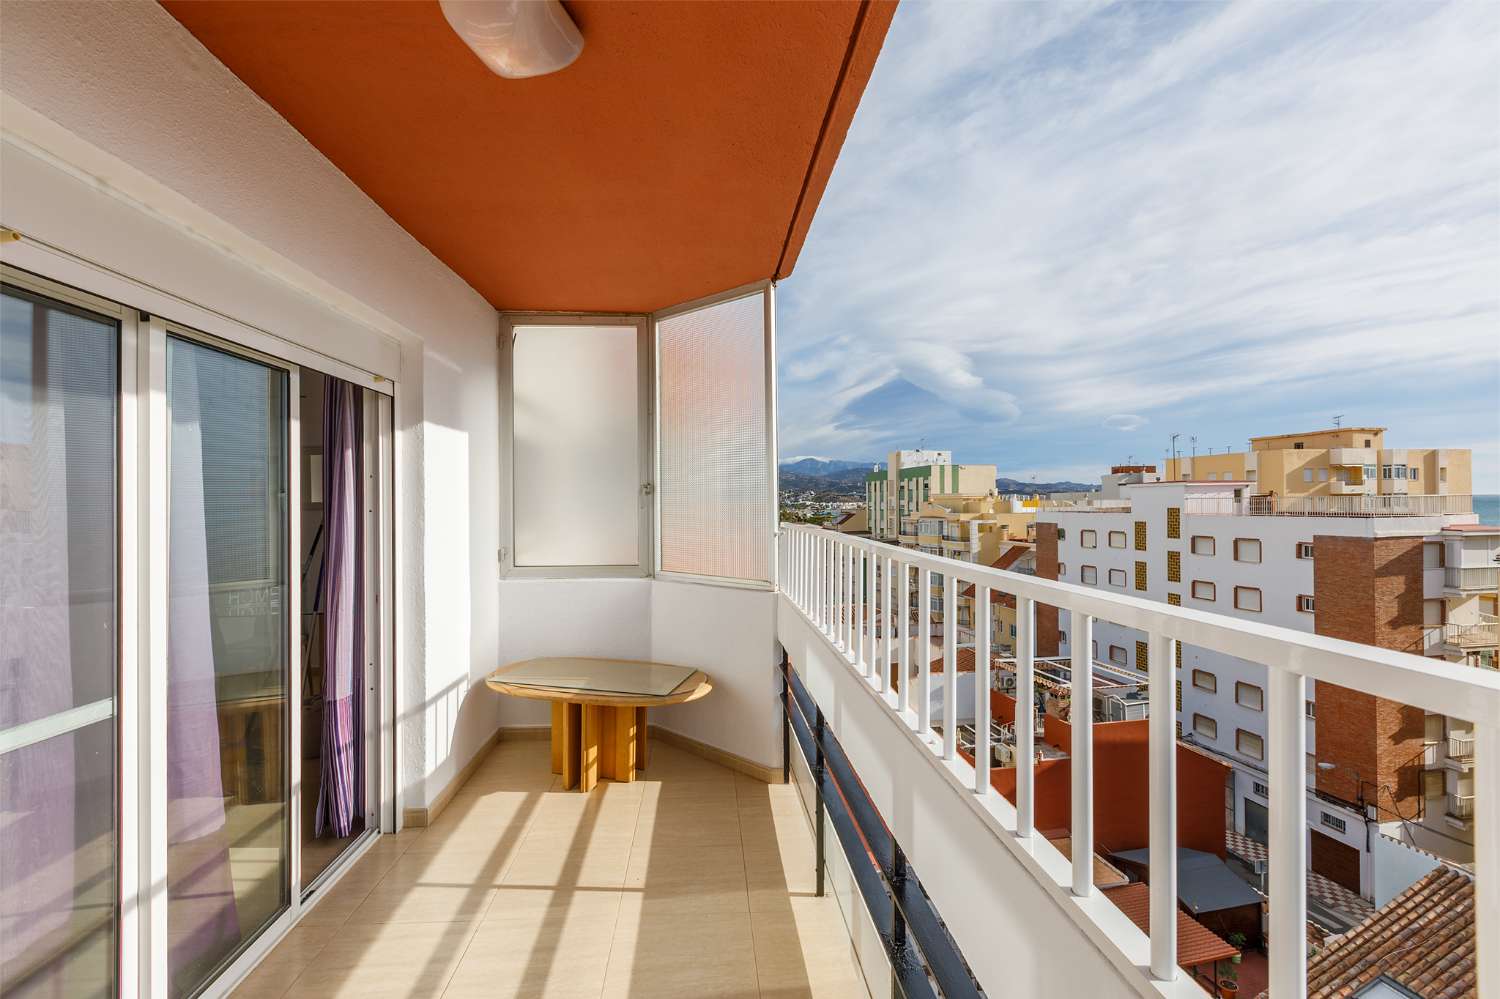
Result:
[164, 335, 290, 997]
[2, 263, 393, 999]
[0, 285, 120, 997]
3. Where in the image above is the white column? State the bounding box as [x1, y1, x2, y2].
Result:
[898, 561, 911, 713]
[1475, 720, 1498, 999]
[1070, 612, 1094, 897]
[918, 565, 933, 736]
[866, 548, 877, 677]
[853, 547, 864, 669]
[1016, 595, 1036, 841]
[881, 554, 894, 694]
[1268, 668, 1308, 999]
[975, 585, 991, 794]
[1148, 632, 1178, 982]
[942, 571, 958, 760]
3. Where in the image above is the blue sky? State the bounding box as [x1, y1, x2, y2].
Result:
[777, 1, 1500, 490]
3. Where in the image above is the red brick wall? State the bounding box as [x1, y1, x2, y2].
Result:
[1036, 522, 1061, 656]
[1312, 534, 1427, 821]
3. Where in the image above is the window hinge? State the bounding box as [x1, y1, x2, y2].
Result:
[498, 547, 508, 564]
[642, 482, 654, 496]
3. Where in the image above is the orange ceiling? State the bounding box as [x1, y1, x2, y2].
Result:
[162, 0, 896, 313]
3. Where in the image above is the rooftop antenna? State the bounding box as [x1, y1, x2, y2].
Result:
[1333, 414, 1343, 428]
[1170, 433, 1182, 477]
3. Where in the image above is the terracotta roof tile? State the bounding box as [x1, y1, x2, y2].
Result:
[1102, 882, 1239, 968]
[1305, 867, 1475, 999]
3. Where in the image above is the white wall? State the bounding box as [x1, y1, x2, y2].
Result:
[0, 0, 501, 810]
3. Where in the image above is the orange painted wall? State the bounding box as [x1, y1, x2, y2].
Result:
[976, 693, 1228, 857]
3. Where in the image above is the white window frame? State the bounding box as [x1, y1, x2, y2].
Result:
[1297, 594, 1315, 613]
[1108, 567, 1127, 588]
[1080, 565, 1098, 585]
[1108, 530, 1127, 549]
[1081, 529, 1097, 549]
[1296, 542, 1314, 560]
[499, 312, 654, 579]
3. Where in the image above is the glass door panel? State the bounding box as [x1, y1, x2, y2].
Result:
[165, 335, 289, 997]
[0, 285, 119, 998]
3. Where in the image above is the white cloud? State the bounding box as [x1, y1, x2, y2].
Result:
[1103, 414, 1147, 432]
[777, 1, 1500, 473]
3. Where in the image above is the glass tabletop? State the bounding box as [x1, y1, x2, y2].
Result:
[495, 658, 697, 698]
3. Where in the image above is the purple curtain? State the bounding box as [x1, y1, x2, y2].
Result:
[316, 379, 363, 837]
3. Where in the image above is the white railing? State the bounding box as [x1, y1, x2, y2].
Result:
[1428, 619, 1500, 651]
[1450, 793, 1476, 819]
[1446, 566, 1500, 591]
[777, 522, 1500, 999]
[1183, 493, 1473, 517]
[1449, 733, 1476, 760]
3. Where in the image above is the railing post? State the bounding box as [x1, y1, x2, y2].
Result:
[814, 704, 826, 898]
[853, 546, 864, 669]
[889, 841, 908, 996]
[1476, 720, 1498, 999]
[1016, 596, 1035, 841]
[942, 572, 958, 760]
[1070, 612, 1094, 897]
[844, 542, 855, 656]
[918, 565, 933, 737]
[1147, 631, 1178, 982]
[975, 585, 991, 794]
[781, 657, 791, 785]
[880, 553, 893, 694]
[866, 546, 877, 678]
[1268, 668, 1308, 999]
[898, 560, 911, 713]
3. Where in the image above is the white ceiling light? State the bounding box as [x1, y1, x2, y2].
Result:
[440, 0, 583, 80]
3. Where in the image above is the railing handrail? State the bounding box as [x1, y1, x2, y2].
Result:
[779, 523, 1500, 722]
[1181, 493, 1474, 517]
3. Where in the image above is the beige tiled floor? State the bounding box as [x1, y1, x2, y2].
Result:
[233, 737, 868, 998]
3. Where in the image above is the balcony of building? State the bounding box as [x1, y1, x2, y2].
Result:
[4, 4, 1498, 999]
[1183, 493, 1474, 517]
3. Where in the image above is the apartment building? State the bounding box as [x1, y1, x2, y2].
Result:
[1037, 480, 1496, 900]
[865, 448, 998, 540]
[1164, 426, 1474, 499]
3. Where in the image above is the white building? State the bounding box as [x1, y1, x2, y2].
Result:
[1039, 481, 1494, 900]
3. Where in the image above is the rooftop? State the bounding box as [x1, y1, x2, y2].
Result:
[1303, 867, 1476, 999]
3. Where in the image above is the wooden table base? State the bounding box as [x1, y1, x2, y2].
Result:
[551, 703, 649, 791]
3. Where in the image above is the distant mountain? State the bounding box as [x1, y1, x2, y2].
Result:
[777, 459, 1095, 497]
[996, 477, 1096, 495]
[779, 457, 880, 476]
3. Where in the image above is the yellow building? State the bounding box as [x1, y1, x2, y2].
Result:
[1164, 426, 1472, 499]
[899, 493, 1037, 562]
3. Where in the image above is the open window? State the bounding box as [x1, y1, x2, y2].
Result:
[654, 283, 776, 586]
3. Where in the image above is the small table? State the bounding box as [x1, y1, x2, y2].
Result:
[486, 657, 712, 792]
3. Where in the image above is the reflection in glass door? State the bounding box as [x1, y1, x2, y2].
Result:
[165, 335, 289, 997]
[0, 285, 119, 998]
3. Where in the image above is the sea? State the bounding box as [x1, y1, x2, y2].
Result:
[1475, 494, 1499, 525]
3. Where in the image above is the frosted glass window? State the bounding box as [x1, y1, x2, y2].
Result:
[657, 291, 770, 582]
[512, 325, 641, 567]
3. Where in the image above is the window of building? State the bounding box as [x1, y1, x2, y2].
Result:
[1191, 580, 1216, 601]
[1318, 468, 1329, 481]
[1192, 669, 1216, 693]
[1381, 464, 1393, 479]
[1109, 645, 1127, 666]
[1237, 730, 1264, 760]
[1167, 550, 1181, 582]
[1362, 463, 1377, 480]
[1293, 442, 1305, 449]
[1191, 535, 1215, 556]
[1319, 812, 1347, 834]
[1080, 565, 1097, 585]
[1234, 586, 1263, 612]
[1108, 567, 1126, 587]
[1306, 700, 1316, 718]
[1302, 468, 1313, 483]
[1057, 527, 1066, 540]
[1081, 529, 1096, 548]
[1206, 472, 1217, 481]
[1296, 594, 1314, 613]
[1440, 466, 1448, 483]
[1166, 507, 1181, 539]
[1363, 438, 1372, 447]
[1233, 538, 1262, 563]
[1109, 530, 1126, 549]
[1134, 520, 1147, 550]
[1092, 640, 1098, 658]
[1409, 466, 1419, 481]
[1236, 682, 1264, 711]
[1296, 541, 1314, 559]
[1252, 781, 1269, 798]
[1058, 562, 1066, 577]
[1134, 560, 1147, 590]
[1394, 465, 1407, 479]
[1193, 714, 1218, 739]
